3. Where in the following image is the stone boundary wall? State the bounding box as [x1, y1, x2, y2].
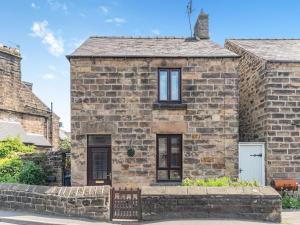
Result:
[0, 183, 110, 221]
[0, 184, 281, 223]
[141, 186, 281, 223]
[21, 150, 64, 186]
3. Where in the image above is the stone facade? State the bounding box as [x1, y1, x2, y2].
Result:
[0, 183, 110, 220]
[0, 45, 60, 150]
[70, 57, 239, 186]
[226, 40, 300, 184]
[141, 186, 281, 223]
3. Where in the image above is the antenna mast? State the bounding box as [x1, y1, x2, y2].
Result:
[186, 0, 194, 37]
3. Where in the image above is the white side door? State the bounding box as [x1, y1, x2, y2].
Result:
[239, 142, 265, 186]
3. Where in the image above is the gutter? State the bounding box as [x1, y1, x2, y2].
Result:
[66, 54, 240, 61]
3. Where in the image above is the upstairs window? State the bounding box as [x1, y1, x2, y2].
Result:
[158, 69, 181, 103]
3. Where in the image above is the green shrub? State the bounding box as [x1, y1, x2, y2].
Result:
[59, 137, 71, 152]
[182, 177, 259, 187]
[0, 137, 49, 185]
[282, 196, 300, 209]
[0, 156, 23, 183]
[18, 161, 47, 185]
[0, 137, 35, 158]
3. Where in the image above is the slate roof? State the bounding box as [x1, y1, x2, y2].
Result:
[67, 36, 238, 58]
[0, 121, 51, 147]
[226, 39, 300, 62]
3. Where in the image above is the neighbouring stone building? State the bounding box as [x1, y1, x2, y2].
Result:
[225, 39, 300, 184]
[0, 44, 60, 150]
[68, 11, 240, 187]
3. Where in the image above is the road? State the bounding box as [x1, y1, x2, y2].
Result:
[0, 210, 298, 225]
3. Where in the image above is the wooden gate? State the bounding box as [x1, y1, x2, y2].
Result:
[110, 188, 142, 220]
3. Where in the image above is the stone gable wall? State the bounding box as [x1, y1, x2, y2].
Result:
[225, 41, 267, 142]
[70, 57, 239, 187]
[265, 62, 300, 182]
[225, 41, 300, 184]
[0, 48, 60, 150]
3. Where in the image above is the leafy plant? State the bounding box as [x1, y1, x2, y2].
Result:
[18, 161, 47, 185]
[59, 137, 71, 152]
[282, 196, 300, 209]
[0, 137, 49, 185]
[0, 156, 23, 183]
[0, 137, 35, 158]
[182, 177, 259, 187]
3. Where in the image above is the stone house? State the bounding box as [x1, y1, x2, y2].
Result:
[0, 44, 60, 151]
[225, 39, 300, 184]
[68, 11, 239, 187]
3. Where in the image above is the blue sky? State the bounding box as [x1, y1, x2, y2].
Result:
[1, 0, 300, 131]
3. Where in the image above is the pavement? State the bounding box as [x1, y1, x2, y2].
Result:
[0, 210, 299, 225]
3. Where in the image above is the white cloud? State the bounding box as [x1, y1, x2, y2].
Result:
[105, 17, 126, 25]
[30, 20, 64, 57]
[99, 6, 109, 15]
[43, 73, 55, 80]
[151, 29, 160, 35]
[47, 0, 68, 14]
[31, 2, 37, 9]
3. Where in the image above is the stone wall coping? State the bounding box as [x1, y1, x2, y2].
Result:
[142, 186, 280, 197]
[0, 183, 110, 198]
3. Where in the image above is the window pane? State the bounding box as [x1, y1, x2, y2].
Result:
[170, 170, 181, 180]
[171, 71, 179, 100]
[157, 170, 168, 180]
[158, 137, 167, 168]
[159, 71, 168, 100]
[88, 135, 111, 146]
[92, 150, 107, 179]
[170, 137, 181, 168]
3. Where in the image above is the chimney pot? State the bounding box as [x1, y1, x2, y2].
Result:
[194, 9, 209, 40]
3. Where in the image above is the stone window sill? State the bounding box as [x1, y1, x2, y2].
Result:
[151, 182, 182, 186]
[153, 103, 187, 110]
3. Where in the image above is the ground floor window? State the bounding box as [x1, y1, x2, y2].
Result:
[156, 134, 182, 182]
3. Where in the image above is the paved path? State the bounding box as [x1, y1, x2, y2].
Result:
[0, 210, 299, 225]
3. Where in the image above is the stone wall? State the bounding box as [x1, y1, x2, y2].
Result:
[225, 41, 300, 184]
[70, 57, 239, 186]
[0, 45, 60, 150]
[0, 183, 110, 221]
[0, 184, 281, 223]
[264, 62, 300, 182]
[21, 150, 64, 186]
[141, 186, 281, 223]
[225, 41, 267, 142]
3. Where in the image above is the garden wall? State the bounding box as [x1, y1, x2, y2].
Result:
[141, 186, 282, 223]
[0, 183, 110, 220]
[0, 184, 281, 223]
[21, 150, 64, 186]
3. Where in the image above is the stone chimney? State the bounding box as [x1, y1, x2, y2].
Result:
[194, 9, 209, 40]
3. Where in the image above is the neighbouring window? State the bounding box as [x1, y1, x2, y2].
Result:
[158, 69, 181, 102]
[156, 134, 182, 182]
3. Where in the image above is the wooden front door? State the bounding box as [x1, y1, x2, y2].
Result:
[87, 135, 112, 186]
